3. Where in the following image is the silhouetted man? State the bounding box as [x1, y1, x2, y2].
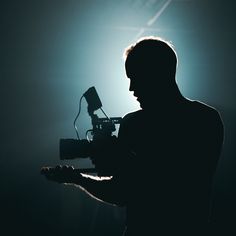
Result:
[41, 37, 224, 236]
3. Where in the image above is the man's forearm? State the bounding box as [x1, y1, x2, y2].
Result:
[72, 174, 126, 206]
[41, 166, 126, 206]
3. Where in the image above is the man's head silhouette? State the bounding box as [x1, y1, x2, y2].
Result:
[124, 36, 179, 109]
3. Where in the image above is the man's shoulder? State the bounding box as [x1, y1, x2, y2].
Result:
[186, 99, 219, 117]
[186, 99, 223, 128]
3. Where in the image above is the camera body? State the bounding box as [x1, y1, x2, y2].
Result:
[59, 87, 122, 173]
[60, 115, 122, 160]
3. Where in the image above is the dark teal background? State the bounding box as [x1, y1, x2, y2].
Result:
[1, 1, 236, 235]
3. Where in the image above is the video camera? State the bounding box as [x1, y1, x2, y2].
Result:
[59, 87, 122, 173]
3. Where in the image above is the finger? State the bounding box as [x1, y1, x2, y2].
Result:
[61, 165, 74, 172]
[62, 165, 69, 171]
[67, 166, 74, 171]
[40, 166, 52, 175]
[40, 167, 47, 174]
[55, 165, 62, 170]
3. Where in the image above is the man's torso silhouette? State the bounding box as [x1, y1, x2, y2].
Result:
[117, 97, 223, 236]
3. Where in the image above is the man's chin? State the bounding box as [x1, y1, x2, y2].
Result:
[137, 97, 154, 109]
[138, 100, 144, 109]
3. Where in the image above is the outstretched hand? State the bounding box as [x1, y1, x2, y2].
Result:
[41, 165, 82, 184]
